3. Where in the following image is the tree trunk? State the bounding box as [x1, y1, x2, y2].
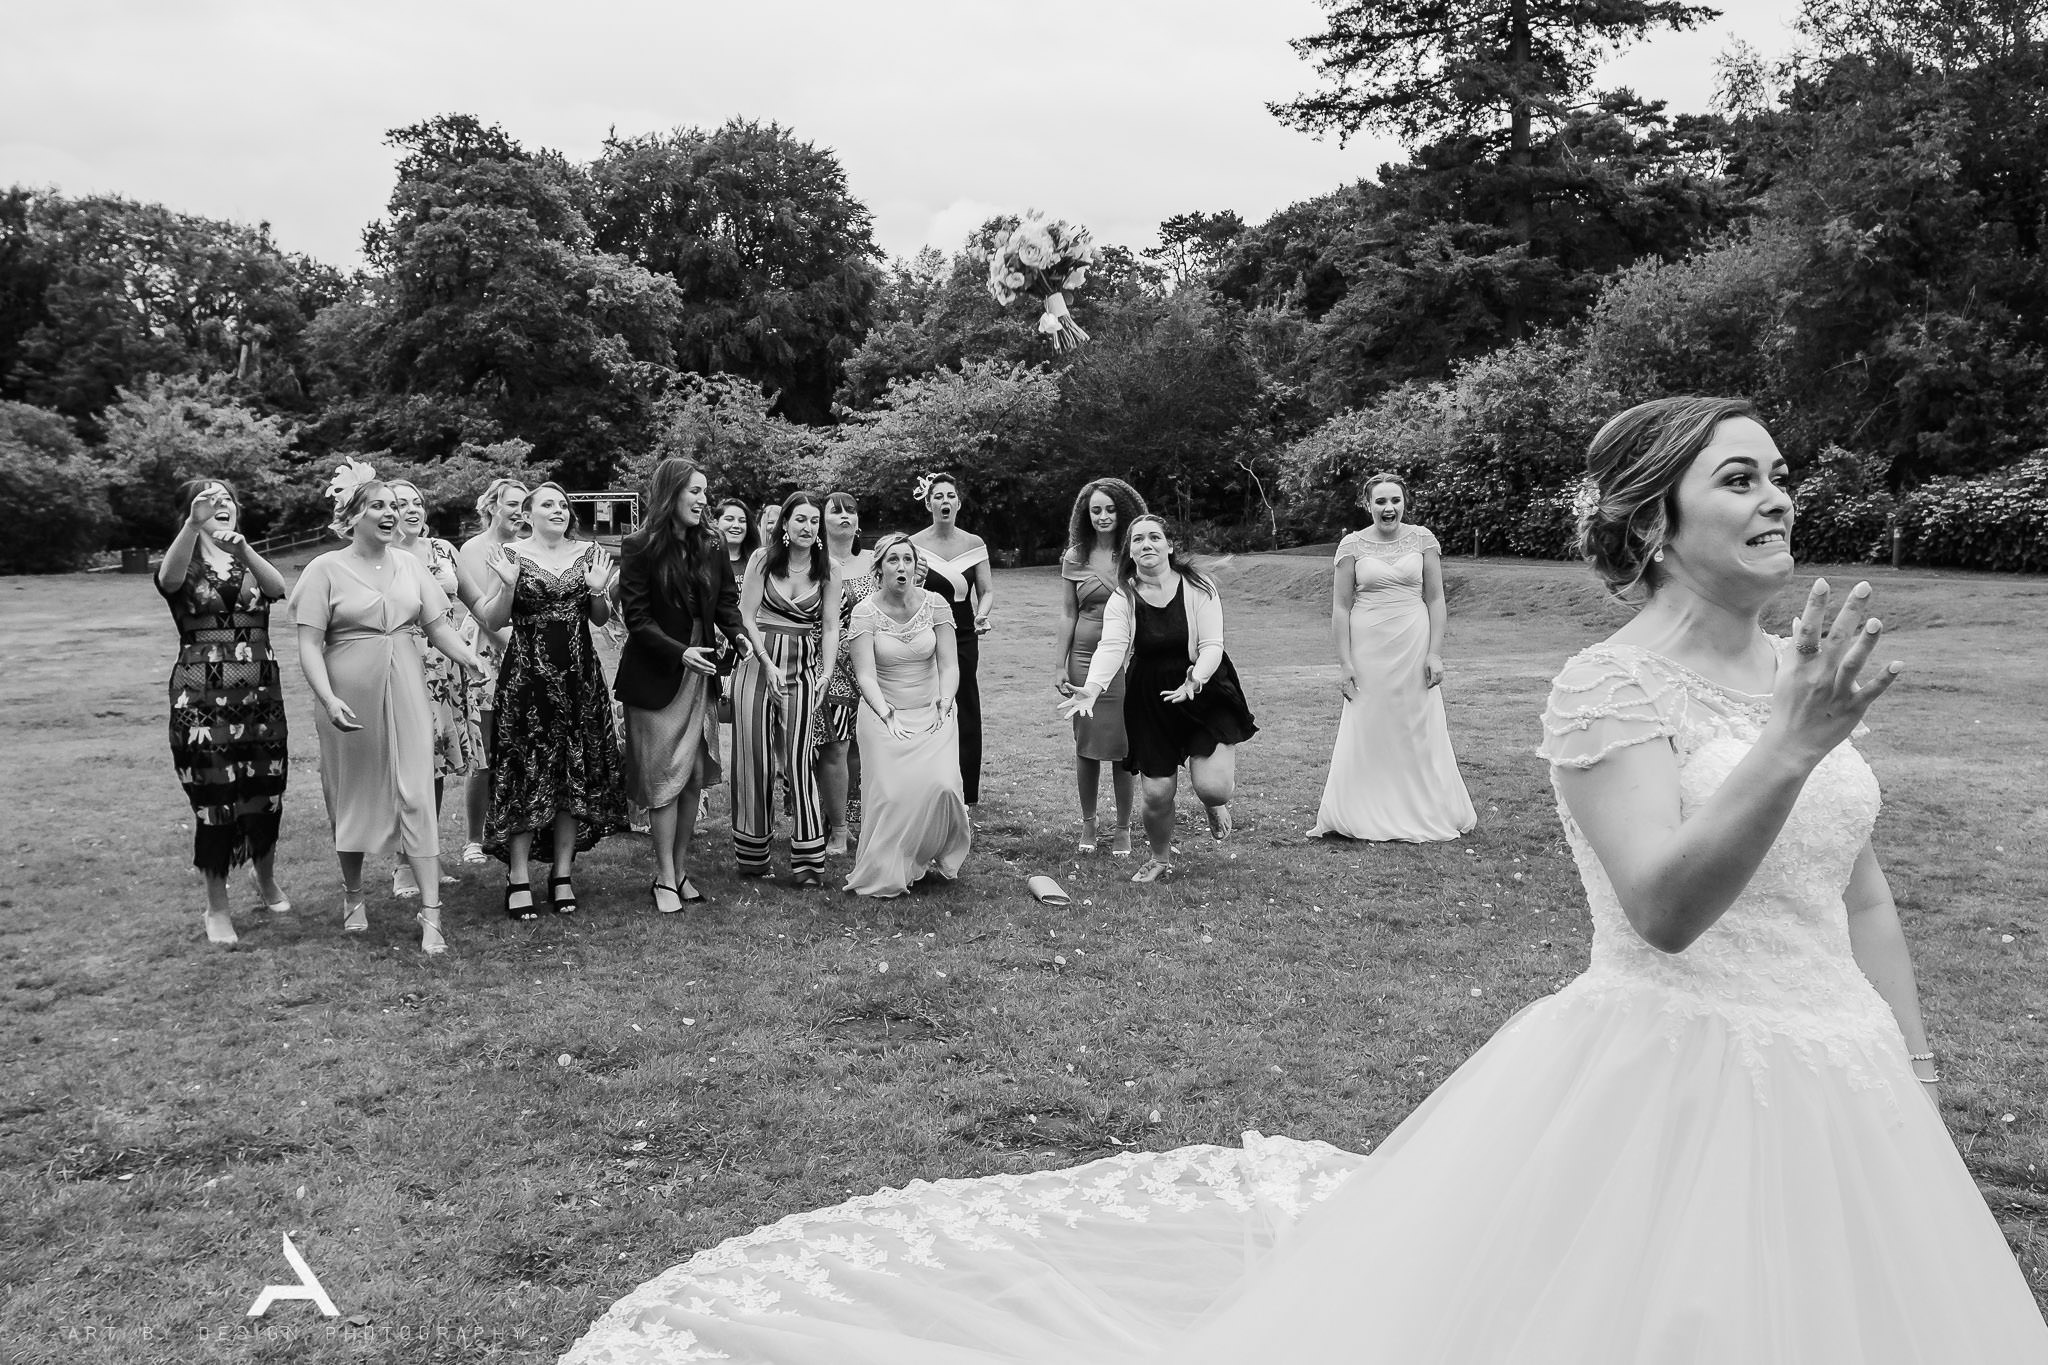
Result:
[1506, 0, 1534, 337]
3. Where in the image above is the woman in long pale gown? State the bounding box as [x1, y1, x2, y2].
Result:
[560, 401, 2048, 1362]
[841, 534, 971, 898]
[1308, 472, 1475, 841]
[290, 465, 483, 954]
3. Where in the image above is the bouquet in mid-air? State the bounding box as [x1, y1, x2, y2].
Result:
[982, 212, 1099, 352]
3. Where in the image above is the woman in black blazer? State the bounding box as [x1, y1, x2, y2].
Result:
[616, 458, 748, 911]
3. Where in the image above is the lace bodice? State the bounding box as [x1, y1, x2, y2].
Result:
[1336, 527, 1437, 608]
[1538, 645, 1905, 1089]
[849, 593, 944, 709]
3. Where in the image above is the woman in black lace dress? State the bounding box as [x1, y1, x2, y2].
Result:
[477, 483, 629, 918]
[156, 479, 291, 946]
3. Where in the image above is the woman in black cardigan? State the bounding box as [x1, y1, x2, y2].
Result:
[616, 458, 748, 911]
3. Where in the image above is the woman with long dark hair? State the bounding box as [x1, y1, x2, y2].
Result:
[157, 477, 291, 945]
[1059, 514, 1257, 883]
[731, 490, 840, 883]
[911, 472, 992, 805]
[1053, 477, 1146, 856]
[615, 459, 747, 911]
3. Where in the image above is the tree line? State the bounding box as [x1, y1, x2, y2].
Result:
[4, 0, 2046, 573]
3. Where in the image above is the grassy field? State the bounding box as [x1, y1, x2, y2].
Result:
[2, 550, 2043, 1363]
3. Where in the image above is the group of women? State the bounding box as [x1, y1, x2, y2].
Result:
[159, 446, 1485, 951]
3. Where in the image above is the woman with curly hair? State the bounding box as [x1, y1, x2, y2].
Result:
[1052, 477, 1146, 856]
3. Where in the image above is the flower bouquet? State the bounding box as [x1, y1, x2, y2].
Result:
[982, 212, 1099, 352]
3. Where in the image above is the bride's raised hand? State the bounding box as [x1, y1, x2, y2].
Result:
[1769, 578, 1903, 766]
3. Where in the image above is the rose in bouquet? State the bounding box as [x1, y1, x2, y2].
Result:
[981, 212, 1098, 352]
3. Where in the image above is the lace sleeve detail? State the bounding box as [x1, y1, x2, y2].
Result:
[845, 599, 879, 643]
[1413, 525, 1440, 555]
[1333, 532, 1364, 565]
[1538, 648, 1680, 769]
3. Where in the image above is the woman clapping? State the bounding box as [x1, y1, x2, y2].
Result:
[477, 483, 629, 918]
[844, 534, 972, 897]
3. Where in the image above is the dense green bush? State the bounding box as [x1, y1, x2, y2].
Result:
[0, 402, 116, 572]
[99, 374, 295, 547]
[1787, 445, 1896, 564]
[1897, 455, 2048, 572]
[1276, 333, 1623, 554]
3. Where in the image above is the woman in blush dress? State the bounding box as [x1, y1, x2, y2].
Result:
[1307, 472, 1476, 842]
[911, 472, 992, 806]
[1059, 515, 1257, 885]
[455, 476, 529, 864]
[156, 477, 291, 946]
[1053, 478, 1146, 857]
[842, 534, 971, 898]
[289, 462, 484, 954]
[476, 482, 628, 919]
[560, 398, 2048, 1364]
[615, 459, 746, 912]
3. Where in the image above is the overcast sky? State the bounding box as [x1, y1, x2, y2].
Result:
[1, 0, 1801, 269]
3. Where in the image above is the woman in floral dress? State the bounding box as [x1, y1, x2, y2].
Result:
[156, 478, 291, 946]
[387, 479, 499, 897]
[477, 482, 628, 918]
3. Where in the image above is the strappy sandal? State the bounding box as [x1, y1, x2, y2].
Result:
[1131, 857, 1172, 884]
[1077, 817, 1098, 854]
[1110, 826, 1134, 858]
[504, 881, 539, 921]
[650, 880, 683, 915]
[548, 874, 578, 916]
[679, 879, 707, 904]
[342, 892, 369, 932]
[416, 908, 447, 955]
[1207, 804, 1233, 842]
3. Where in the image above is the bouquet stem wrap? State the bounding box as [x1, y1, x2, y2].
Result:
[1036, 290, 1089, 352]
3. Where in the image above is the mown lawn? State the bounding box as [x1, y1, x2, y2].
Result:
[2, 551, 2042, 1363]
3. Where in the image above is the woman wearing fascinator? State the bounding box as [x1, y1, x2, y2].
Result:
[288, 460, 485, 954]
[909, 472, 993, 806]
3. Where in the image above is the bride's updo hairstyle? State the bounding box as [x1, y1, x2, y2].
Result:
[1580, 396, 1756, 602]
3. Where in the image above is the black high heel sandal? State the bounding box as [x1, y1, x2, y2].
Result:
[549, 873, 578, 916]
[505, 881, 539, 921]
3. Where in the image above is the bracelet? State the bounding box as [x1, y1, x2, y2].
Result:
[1917, 1074, 1941, 1085]
[1907, 1051, 1935, 1063]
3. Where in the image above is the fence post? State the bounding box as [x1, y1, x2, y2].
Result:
[1889, 514, 1903, 569]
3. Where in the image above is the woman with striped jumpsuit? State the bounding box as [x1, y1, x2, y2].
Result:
[731, 491, 841, 883]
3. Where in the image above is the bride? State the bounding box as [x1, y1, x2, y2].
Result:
[560, 398, 2047, 1362]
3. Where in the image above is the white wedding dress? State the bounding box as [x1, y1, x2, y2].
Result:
[561, 644, 2048, 1364]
